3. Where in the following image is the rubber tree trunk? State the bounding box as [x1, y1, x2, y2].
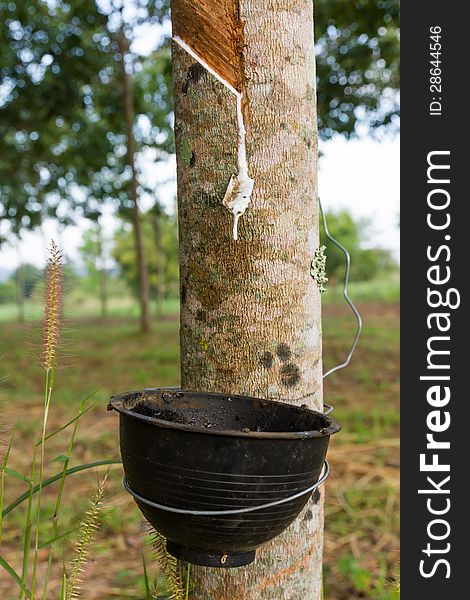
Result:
[171, 1, 323, 598]
[120, 31, 151, 334]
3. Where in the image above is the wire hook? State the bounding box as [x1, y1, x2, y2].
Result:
[318, 197, 363, 379]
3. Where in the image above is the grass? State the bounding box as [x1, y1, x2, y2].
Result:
[0, 271, 399, 324]
[322, 303, 399, 599]
[323, 273, 399, 305]
[0, 297, 180, 324]
[0, 302, 399, 599]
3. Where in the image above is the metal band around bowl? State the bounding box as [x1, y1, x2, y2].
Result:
[123, 459, 330, 516]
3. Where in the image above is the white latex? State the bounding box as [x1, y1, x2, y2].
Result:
[173, 36, 255, 241]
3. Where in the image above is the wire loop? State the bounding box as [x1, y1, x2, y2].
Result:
[123, 460, 330, 516]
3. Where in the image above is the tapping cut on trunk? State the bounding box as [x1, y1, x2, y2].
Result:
[172, 0, 254, 241]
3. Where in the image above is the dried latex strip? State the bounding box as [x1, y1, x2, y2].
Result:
[173, 35, 255, 241]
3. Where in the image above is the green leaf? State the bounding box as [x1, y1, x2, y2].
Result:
[35, 393, 97, 447]
[4, 468, 31, 484]
[52, 455, 69, 464]
[142, 553, 152, 599]
[1, 433, 14, 469]
[0, 432, 15, 543]
[0, 555, 32, 598]
[39, 526, 81, 549]
[2, 459, 122, 518]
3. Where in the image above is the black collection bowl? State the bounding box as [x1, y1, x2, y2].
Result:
[108, 388, 340, 568]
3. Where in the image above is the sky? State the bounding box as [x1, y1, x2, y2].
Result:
[318, 134, 399, 257]
[0, 132, 400, 274]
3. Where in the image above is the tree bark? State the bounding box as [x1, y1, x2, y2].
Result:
[120, 31, 151, 333]
[171, 1, 323, 598]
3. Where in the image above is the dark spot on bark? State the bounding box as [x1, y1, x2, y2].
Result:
[281, 363, 301, 387]
[181, 283, 187, 304]
[312, 490, 320, 505]
[260, 351, 274, 369]
[196, 309, 206, 322]
[304, 509, 313, 521]
[182, 63, 205, 94]
[189, 150, 196, 167]
[276, 343, 292, 362]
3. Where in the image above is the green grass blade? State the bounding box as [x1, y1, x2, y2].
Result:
[20, 447, 36, 600]
[67, 473, 108, 599]
[1, 433, 14, 469]
[185, 563, 191, 600]
[30, 366, 53, 598]
[142, 553, 152, 599]
[0, 554, 32, 598]
[60, 572, 67, 600]
[0, 432, 15, 545]
[43, 398, 88, 599]
[2, 460, 121, 518]
[20, 521, 32, 600]
[34, 395, 97, 447]
[3, 468, 31, 484]
[39, 525, 81, 550]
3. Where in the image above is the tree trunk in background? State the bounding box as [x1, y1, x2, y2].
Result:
[97, 230, 108, 320]
[99, 266, 108, 319]
[16, 261, 24, 323]
[120, 32, 151, 333]
[150, 213, 166, 316]
[172, 1, 323, 598]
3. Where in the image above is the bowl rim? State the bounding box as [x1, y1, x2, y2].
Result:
[108, 388, 341, 440]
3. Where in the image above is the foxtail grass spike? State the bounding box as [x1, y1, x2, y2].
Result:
[41, 241, 63, 371]
[67, 473, 108, 598]
[146, 524, 184, 600]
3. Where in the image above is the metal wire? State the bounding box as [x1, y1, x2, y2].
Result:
[123, 460, 330, 516]
[318, 197, 363, 379]
[120, 203, 364, 523]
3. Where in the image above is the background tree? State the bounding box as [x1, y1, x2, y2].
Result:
[78, 222, 110, 318]
[12, 262, 43, 322]
[0, 0, 399, 239]
[0, 0, 174, 332]
[315, 0, 400, 139]
[321, 209, 396, 283]
[0, 0, 111, 237]
[113, 209, 179, 305]
[149, 201, 169, 314]
[1, 0, 399, 328]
